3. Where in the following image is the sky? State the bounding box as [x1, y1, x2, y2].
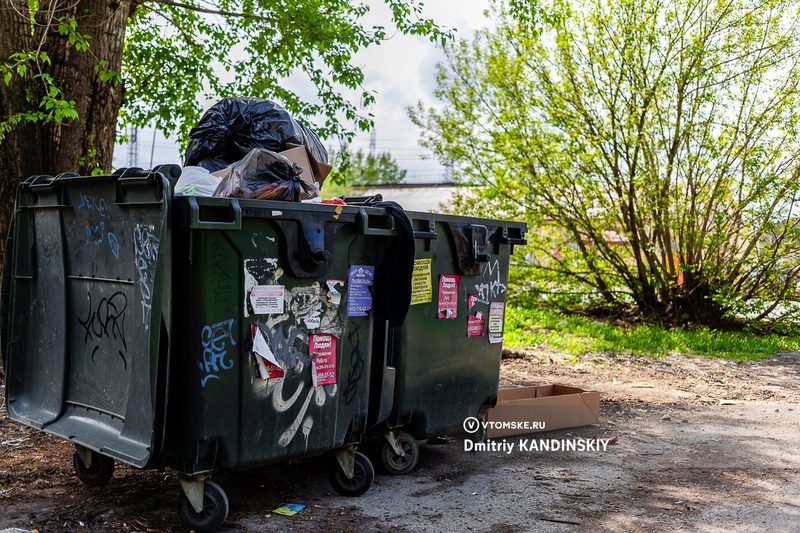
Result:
[112, 1, 491, 184]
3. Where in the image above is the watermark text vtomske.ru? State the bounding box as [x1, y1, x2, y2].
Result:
[462, 416, 614, 454]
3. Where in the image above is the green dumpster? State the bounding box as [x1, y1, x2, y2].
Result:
[1, 169, 400, 532]
[371, 210, 527, 474]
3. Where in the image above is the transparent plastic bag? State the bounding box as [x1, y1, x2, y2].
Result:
[213, 148, 318, 202]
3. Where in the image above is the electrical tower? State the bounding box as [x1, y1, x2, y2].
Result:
[369, 130, 376, 157]
[128, 125, 138, 167]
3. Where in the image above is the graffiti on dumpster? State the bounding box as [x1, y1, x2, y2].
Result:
[78, 290, 129, 370]
[474, 260, 507, 305]
[256, 320, 338, 449]
[133, 225, 159, 330]
[77, 192, 111, 219]
[209, 241, 234, 308]
[266, 376, 336, 449]
[77, 192, 119, 258]
[199, 318, 236, 387]
[244, 257, 347, 448]
[343, 325, 365, 406]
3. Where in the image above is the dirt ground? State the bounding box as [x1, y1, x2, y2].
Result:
[2, 348, 799, 532]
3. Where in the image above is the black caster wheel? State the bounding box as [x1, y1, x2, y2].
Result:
[381, 432, 419, 475]
[177, 479, 229, 533]
[328, 451, 375, 496]
[73, 450, 114, 486]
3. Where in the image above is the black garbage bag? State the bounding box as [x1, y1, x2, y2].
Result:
[213, 148, 318, 202]
[184, 97, 328, 172]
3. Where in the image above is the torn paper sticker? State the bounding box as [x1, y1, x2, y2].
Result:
[252, 324, 284, 379]
[468, 311, 485, 337]
[327, 279, 344, 306]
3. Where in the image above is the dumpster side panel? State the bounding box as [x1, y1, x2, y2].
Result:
[166, 197, 383, 474]
[5, 189, 69, 427]
[4, 175, 171, 467]
[387, 212, 525, 439]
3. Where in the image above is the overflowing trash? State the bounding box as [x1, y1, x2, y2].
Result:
[174, 166, 221, 196]
[181, 97, 332, 201]
[212, 147, 317, 202]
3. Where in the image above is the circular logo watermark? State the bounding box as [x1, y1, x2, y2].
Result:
[463, 416, 480, 434]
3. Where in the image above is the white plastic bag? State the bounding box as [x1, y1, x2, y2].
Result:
[175, 166, 222, 196]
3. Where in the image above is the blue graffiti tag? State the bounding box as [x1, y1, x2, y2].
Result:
[199, 319, 236, 387]
[79, 193, 119, 258]
[77, 193, 111, 219]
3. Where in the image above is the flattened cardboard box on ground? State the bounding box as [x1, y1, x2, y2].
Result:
[487, 385, 600, 439]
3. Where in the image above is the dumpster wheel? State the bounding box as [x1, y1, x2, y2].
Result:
[381, 431, 419, 475]
[328, 451, 375, 496]
[73, 448, 115, 486]
[177, 479, 229, 533]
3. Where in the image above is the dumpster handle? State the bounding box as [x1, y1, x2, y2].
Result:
[357, 208, 396, 236]
[413, 230, 437, 240]
[187, 196, 242, 230]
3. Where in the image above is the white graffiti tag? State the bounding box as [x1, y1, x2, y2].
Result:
[474, 260, 507, 304]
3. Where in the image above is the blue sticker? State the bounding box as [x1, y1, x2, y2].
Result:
[347, 265, 375, 317]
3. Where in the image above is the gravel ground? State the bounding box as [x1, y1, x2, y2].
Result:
[2, 349, 799, 532]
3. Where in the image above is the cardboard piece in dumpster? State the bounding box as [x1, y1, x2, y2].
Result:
[486, 385, 600, 438]
[212, 143, 332, 200]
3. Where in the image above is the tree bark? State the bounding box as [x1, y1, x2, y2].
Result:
[0, 0, 130, 260]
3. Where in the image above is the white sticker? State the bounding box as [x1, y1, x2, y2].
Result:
[272, 210, 283, 217]
[488, 301, 505, 344]
[250, 285, 285, 314]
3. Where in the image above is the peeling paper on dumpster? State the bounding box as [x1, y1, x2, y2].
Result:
[252, 325, 284, 379]
[309, 333, 337, 386]
[326, 279, 344, 306]
[468, 311, 485, 337]
[467, 294, 486, 336]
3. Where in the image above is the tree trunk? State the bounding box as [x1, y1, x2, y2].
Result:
[0, 0, 130, 260]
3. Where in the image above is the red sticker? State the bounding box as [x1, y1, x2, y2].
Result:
[438, 274, 460, 319]
[467, 311, 485, 337]
[310, 333, 337, 386]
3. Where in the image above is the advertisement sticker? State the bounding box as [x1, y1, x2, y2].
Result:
[309, 333, 337, 386]
[437, 274, 460, 319]
[346, 265, 375, 317]
[250, 284, 285, 314]
[411, 258, 433, 305]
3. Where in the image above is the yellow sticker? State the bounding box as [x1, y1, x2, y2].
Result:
[411, 258, 433, 305]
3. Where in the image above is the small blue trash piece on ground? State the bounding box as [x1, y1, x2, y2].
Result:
[273, 503, 306, 516]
